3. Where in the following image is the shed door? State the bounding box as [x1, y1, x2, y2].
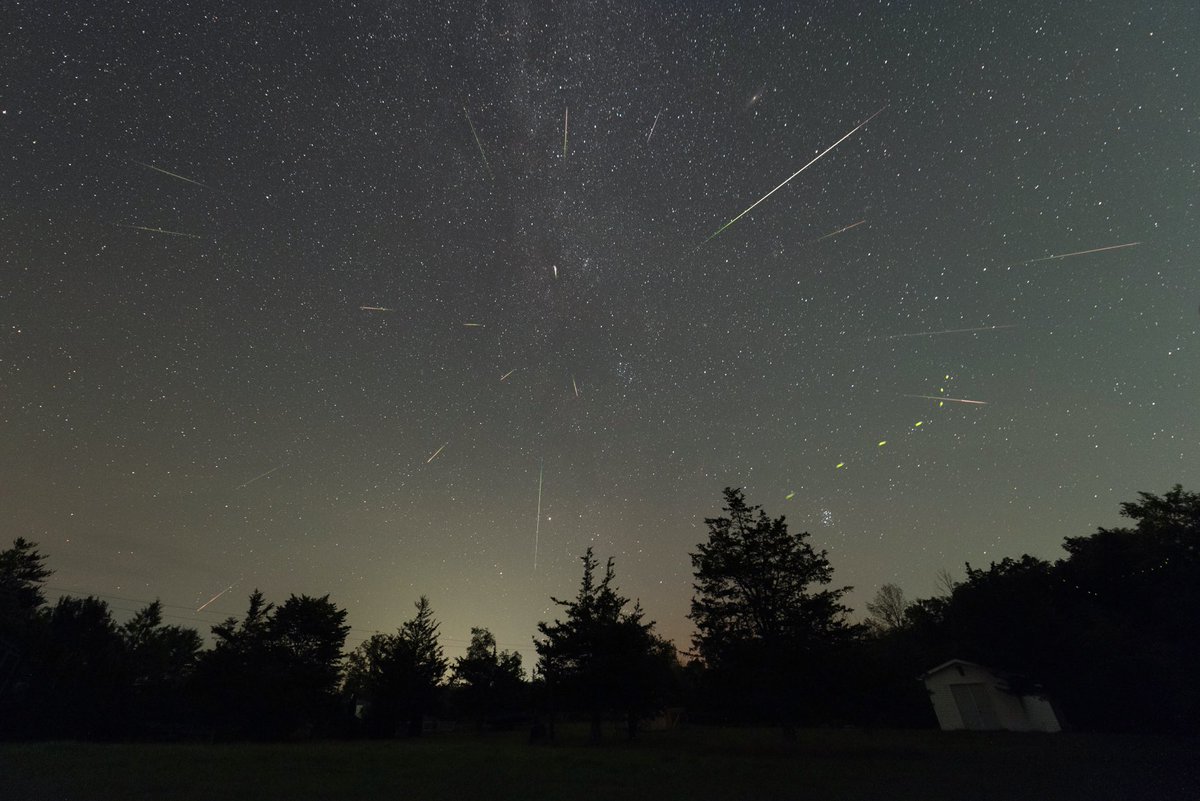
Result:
[950, 683, 1001, 730]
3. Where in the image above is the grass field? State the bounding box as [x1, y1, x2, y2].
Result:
[3, 725, 1197, 801]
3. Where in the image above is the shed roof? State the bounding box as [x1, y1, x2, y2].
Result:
[918, 659, 987, 680]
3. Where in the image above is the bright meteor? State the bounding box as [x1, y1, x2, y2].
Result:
[904, 394, 988, 405]
[196, 584, 234, 612]
[426, 442, 448, 463]
[647, 108, 663, 143]
[132, 160, 213, 190]
[704, 106, 886, 244]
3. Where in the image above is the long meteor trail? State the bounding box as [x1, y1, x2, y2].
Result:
[463, 107, 493, 180]
[704, 105, 886, 244]
[426, 442, 448, 464]
[647, 108, 662, 143]
[884, 324, 1020, 339]
[563, 106, 569, 157]
[133, 160, 214, 190]
[1011, 241, 1141, 266]
[118, 224, 201, 239]
[236, 465, 282, 489]
[196, 584, 234, 612]
[904, 394, 988, 405]
[533, 458, 544, 572]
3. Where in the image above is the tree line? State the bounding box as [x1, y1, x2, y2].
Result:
[1, 484, 1196, 741]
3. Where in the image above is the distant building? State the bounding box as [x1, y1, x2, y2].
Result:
[920, 659, 1061, 732]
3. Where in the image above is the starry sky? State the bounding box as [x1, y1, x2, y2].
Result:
[4, 1, 1197, 664]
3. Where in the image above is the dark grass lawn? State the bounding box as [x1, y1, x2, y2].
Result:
[3, 726, 1197, 801]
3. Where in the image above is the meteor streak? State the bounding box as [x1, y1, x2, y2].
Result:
[883, 324, 1020, 339]
[463, 322, 485, 327]
[132, 160, 213, 190]
[118, 224, 201, 239]
[904, 394, 988, 405]
[563, 106, 569, 157]
[426, 442, 448, 463]
[533, 458, 544, 571]
[571, 375, 580, 398]
[463, 107, 493, 180]
[359, 306, 392, 312]
[1011, 241, 1140, 266]
[647, 108, 663, 143]
[811, 219, 866, 244]
[196, 584, 234, 612]
[704, 106, 886, 244]
[499, 368, 516, 381]
[236, 465, 282, 489]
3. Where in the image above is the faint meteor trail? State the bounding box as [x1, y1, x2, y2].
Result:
[811, 219, 866, 243]
[426, 442, 448, 464]
[132, 160, 213, 190]
[563, 106, 569, 157]
[196, 584, 234, 612]
[359, 306, 392, 312]
[571, 375, 580, 398]
[647, 108, 663, 143]
[884, 324, 1020, 339]
[1010, 241, 1141, 266]
[118, 224, 201, 239]
[463, 322, 485, 327]
[236, 465, 282, 489]
[704, 106, 886, 244]
[533, 458, 544, 572]
[463, 107, 493, 180]
[904, 394, 988, 405]
[499, 368, 516, 382]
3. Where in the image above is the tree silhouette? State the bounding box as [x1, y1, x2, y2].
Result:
[37, 596, 128, 738]
[121, 600, 203, 734]
[194, 590, 350, 739]
[535, 548, 667, 742]
[0, 538, 52, 625]
[864, 583, 908, 633]
[0, 538, 53, 735]
[452, 627, 525, 728]
[690, 488, 854, 735]
[345, 596, 447, 737]
[1053, 485, 1200, 731]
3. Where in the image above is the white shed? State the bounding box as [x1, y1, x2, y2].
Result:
[920, 659, 1061, 732]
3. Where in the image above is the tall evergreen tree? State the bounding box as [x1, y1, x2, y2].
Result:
[690, 488, 854, 734]
[0, 538, 54, 735]
[345, 596, 447, 737]
[535, 549, 668, 742]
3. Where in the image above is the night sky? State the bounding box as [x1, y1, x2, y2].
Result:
[5, 1, 1197, 664]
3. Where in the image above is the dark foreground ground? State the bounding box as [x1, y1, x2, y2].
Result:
[2, 726, 1197, 801]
